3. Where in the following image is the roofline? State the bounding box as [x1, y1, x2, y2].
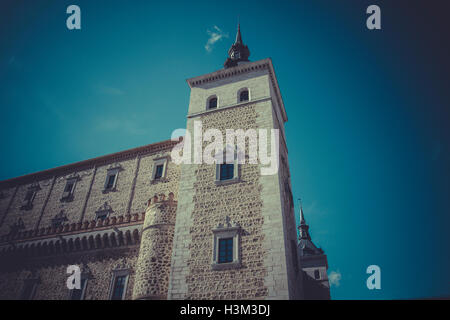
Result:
[0, 138, 181, 188]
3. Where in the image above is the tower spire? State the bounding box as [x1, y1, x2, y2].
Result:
[299, 198, 306, 225]
[235, 22, 243, 44]
[298, 199, 311, 240]
[224, 22, 250, 68]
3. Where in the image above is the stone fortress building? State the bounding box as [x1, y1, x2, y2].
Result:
[0, 25, 330, 300]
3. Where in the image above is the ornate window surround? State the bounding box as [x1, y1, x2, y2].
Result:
[61, 175, 79, 202]
[237, 87, 250, 103]
[108, 269, 130, 300]
[103, 165, 121, 193]
[150, 156, 169, 182]
[206, 95, 219, 110]
[20, 183, 41, 211]
[211, 217, 241, 271]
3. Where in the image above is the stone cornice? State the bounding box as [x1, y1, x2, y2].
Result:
[0, 139, 180, 189]
[186, 58, 287, 123]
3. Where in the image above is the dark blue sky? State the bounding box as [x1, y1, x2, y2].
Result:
[0, 0, 449, 299]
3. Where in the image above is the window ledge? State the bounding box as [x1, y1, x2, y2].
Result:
[60, 195, 74, 203]
[102, 188, 117, 194]
[215, 178, 240, 186]
[211, 261, 241, 271]
[150, 178, 168, 184]
[20, 204, 33, 211]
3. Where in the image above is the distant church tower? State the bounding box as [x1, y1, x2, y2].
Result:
[297, 204, 331, 299]
[167, 24, 304, 299]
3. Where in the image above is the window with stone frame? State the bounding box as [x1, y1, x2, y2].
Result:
[211, 217, 241, 270]
[207, 95, 218, 110]
[61, 177, 78, 202]
[238, 88, 249, 102]
[151, 156, 169, 182]
[154, 164, 164, 180]
[20, 184, 40, 210]
[215, 147, 240, 185]
[109, 269, 130, 300]
[103, 167, 120, 192]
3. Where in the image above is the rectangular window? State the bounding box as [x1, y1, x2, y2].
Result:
[218, 238, 234, 263]
[208, 97, 217, 109]
[70, 278, 87, 300]
[21, 189, 36, 210]
[219, 164, 234, 181]
[64, 182, 74, 193]
[239, 90, 249, 102]
[151, 157, 168, 181]
[61, 178, 77, 202]
[106, 174, 116, 189]
[154, 164, 164, 180]
[111, 275, 127, 300]
[24, 190, 34, 201]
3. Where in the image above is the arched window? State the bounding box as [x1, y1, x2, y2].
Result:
[207, 96, 218, 110]
[239, 89, 249, 102]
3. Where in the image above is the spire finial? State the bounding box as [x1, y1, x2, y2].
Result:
[235, 20, 242, 44]
[298, 198, 306, 225]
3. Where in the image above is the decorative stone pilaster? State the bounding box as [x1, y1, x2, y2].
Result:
[132, 193, 177, 300]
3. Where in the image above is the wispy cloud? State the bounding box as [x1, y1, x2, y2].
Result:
[328, 270, 342, 287]
[205, 26, 228, 53]
[94, 84, 125, 96]
[95, 115, 147, 136]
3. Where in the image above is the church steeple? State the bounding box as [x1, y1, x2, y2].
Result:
[224, 23, 250, 69]
[297, 200, 323, 256]
[298, 203, 311, 240]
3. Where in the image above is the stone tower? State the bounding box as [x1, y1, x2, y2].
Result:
[167, 25, 303, 299]
[297, 205, 331, 299]
[132, 193, 177, 299]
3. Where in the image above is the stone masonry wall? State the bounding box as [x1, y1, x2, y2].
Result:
[0, 246, 139, 300]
